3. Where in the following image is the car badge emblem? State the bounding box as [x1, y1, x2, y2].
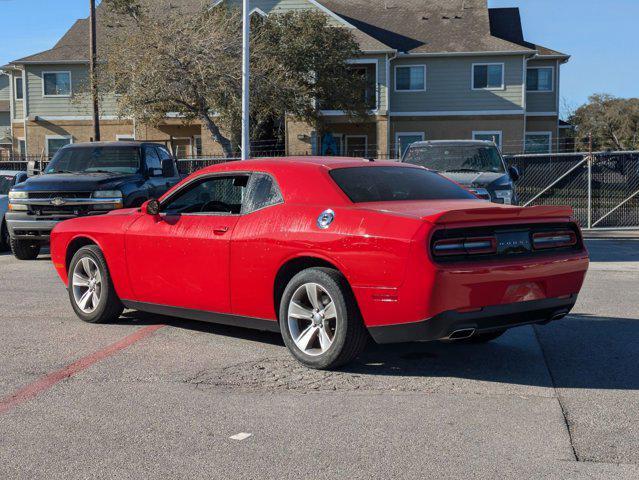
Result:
[51, 197, 66, 207]
[317, 209, 335, 229]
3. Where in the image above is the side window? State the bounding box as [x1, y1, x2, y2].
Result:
[162, 175, 249, 215]
[156, 146, 173, 161]
[244, 173, 283, 213]
[144, 147, 162, 174]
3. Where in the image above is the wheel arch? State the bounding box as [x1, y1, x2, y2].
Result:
[65, 236, 101, 273]
[273, 255, 354, 322]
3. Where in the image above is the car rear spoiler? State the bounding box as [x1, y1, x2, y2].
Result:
[427, 205, 575, 225]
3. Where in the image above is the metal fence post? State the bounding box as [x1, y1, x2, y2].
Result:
[588, 153, 592, 229]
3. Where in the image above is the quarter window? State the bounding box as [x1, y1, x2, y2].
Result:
[472, 64, 504, 90]
[43, 72, 71, 97]
[527, 67, 553, 92]
[244, 174, 283, 213]
[162, 175, 249, 215]
[396, 66, 426, 91]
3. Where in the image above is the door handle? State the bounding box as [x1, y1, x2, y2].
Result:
[214, 226, 230, 235]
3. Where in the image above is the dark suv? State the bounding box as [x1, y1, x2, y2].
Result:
[401, 140, 520, 205]
[7, 141, 182, 260]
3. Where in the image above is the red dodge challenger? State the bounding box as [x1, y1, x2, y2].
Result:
[50, 158, 589, 369]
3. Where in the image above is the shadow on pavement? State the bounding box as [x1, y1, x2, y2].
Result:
[118, 310, 639, 391]
[585, 239, 639, 262]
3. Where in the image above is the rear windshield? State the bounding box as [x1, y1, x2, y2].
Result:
[404, 145, 505, 174]
[330, 166, 476, 203]
[45, 147, 141, 175]
[0, 175, 13, 195]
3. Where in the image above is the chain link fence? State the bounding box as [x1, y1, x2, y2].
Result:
[505, 151, 639, 229]
[3, 150, 638, 230]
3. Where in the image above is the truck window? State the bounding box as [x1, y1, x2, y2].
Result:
[45, 147, 141, 174]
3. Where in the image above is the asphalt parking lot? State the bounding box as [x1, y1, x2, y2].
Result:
[1, 239, 638, 479]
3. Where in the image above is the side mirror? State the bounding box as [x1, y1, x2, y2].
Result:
[143, 199, 160, 215]
[161, 159, 175, 177]
[14, 172, 28, 185]
[508, 166, 521, 182]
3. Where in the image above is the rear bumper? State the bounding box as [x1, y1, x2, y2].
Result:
[6, 213, 67, 240]
[368, 295, 577, 344]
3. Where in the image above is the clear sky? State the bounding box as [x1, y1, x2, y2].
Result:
[1, 0, 637, 117]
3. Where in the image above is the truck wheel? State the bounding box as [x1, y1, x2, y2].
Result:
[68, 245, 124, 324]
[279, 268, 368, 370]
[10, 237, 41, 260]
[0, 221, 9, 252]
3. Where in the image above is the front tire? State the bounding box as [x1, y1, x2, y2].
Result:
[279, 268, 368, 370]
[0, 221, 10, 252]
[10, 237, 41, 260]
[68, 245, 124, 323]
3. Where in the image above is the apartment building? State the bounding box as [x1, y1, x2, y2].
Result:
[0, 0, 569, 159]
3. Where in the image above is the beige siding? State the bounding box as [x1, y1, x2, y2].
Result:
[26, 64, 120, 118]
[391, 115, 526, 155]
[390, 55, 526, 113]
[0, 74, 9, 102]
[526, 59, 559, 113]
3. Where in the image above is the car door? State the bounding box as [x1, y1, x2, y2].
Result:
[124, 173, 250, 313]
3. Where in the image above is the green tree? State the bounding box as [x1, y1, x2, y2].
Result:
[102, 1, 369, 157]
[569, 94, 639, 151]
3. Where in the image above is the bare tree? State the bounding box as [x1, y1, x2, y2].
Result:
[570, 94, 639, 151]
[101, 1, 369, 156]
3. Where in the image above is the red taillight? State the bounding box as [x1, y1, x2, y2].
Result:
[433, 236, 497, 257]
[532, 231, 577, 250]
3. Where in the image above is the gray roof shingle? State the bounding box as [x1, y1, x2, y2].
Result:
[8, 0, 566, 65]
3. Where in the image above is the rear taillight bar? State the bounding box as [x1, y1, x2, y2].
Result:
[532, 231, 577, 250]
[433, 236, 497, 257]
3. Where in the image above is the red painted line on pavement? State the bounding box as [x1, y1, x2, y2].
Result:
[0, 324, 165, 415]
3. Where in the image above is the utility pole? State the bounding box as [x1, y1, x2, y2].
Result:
[241, 0, 250, 160]
[90, 0, 101, 142]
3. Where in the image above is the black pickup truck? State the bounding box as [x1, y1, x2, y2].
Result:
[6, 141, 182, 260]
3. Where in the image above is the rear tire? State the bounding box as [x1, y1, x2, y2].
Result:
[68, 245, 124, 324]
[279, 268, 368, 370]
[10, 237, 41, 260]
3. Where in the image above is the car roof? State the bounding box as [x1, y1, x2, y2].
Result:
[408, 140, 497, 148]
[198, 156, 412, 173]
[176, 157, 425, 206]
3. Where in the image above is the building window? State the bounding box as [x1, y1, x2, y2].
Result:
[43, 72, 72, 97]
[18, 138, 26, 157]
[46, 136, 73, 157]
[194, 136, 203, 157]
[472, 63, 504, 90]
[116, 135, 135, 141]
[525, 132, 552, 153]
[15, 77, 23, 100]
[345, 135, 368, 157]
[395, 66, 426, 92]
[396, 132, 425, 158]
[473, 131, 502, 148]
[527, 67, 554, 92]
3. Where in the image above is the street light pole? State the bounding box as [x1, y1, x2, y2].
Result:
[89, 0, 101, 142]
[241, 0, 250, 160]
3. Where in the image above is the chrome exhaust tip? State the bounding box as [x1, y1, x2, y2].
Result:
[448, 328, 476, 340]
